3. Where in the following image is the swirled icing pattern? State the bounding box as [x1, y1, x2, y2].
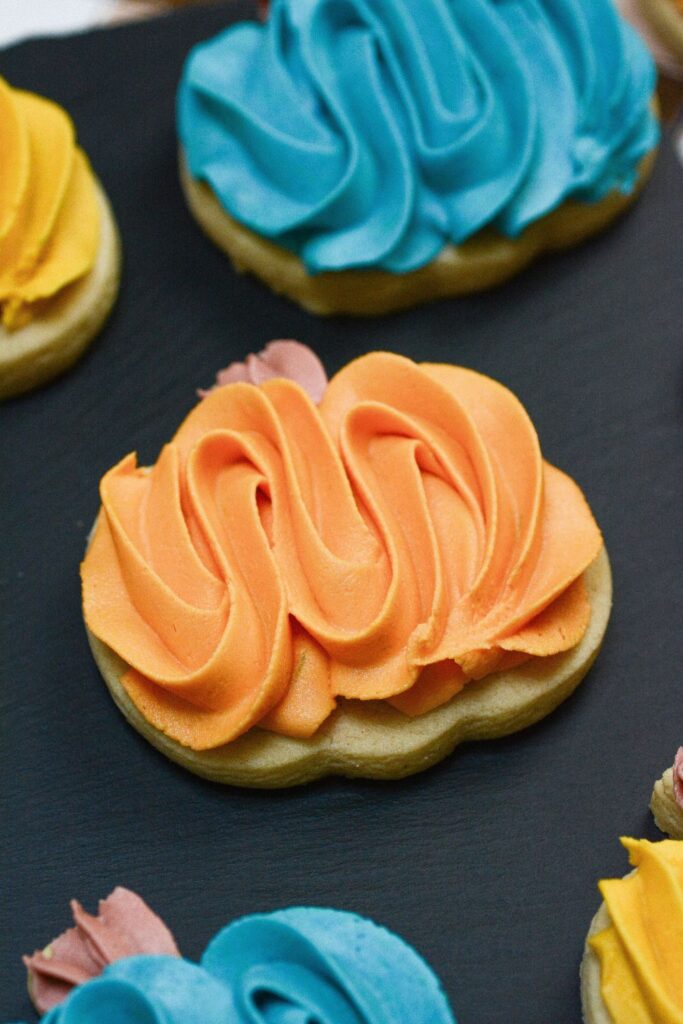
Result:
[0, 78, 100, 330]
[16, 908, 456, 1024]
[81, 352, 602, 750]
[178, 0, 658, 273]
[590, 839, 683, 1023]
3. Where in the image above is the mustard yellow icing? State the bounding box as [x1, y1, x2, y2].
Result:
[0, 78, 100, 331]
[590, 838, 683, 1023]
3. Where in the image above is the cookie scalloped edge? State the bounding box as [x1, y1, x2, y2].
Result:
[179, 146, 656, 317]
[581, 899, 614, 1024]
[85, 546, 611, 788]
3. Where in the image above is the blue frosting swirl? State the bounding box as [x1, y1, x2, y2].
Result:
[178, 0, 659, 274]
[13, 908, 456, 1024]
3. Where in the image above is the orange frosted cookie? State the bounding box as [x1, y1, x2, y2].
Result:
[81, 344, 611, 786]
[0, 78, 120, 400]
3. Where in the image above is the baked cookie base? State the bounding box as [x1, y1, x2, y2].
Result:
[580, 901, 614, 1024]
[637, 0, 683, 62]
[86, 547, 611, 788]
[179, 150, 656, 317]
[650, 766, 683, 837]
[0, 182, 121, 400]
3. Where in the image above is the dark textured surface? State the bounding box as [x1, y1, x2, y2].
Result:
[1, 5, 682, 1021]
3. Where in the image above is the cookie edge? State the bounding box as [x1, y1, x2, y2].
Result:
[85, 547, 611, 787]
[581, 901, 614, 1024]
[0, 180, 121, 400]
[179, 147, 657, 317]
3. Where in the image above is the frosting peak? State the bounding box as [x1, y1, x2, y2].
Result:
[178, 0, 658, 274]
[0, 78, 100, 330]
[590, 838, 683, 1023]
[14, 906, 457, 1024]
[23, 888, 180, 1013]
[81, 349, 602, 751]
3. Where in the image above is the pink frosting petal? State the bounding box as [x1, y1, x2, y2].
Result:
[673, 747, 683, 809]
[200, 340, 328, 403]
[243, 351, 280, 387]
[23, 888, 179, 1013]
[214, 361, 252, 387]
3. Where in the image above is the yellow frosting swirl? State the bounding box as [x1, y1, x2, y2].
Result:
[0, 77, 100, 331]
[591, 838, 683, 1023]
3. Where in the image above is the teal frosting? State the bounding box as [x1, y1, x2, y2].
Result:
[14, 908, 456, 1024]
[177, 0, 659, 274]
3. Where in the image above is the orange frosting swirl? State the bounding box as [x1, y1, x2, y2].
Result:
[0, 77, 100, 330]
[81, 353, 602, 750]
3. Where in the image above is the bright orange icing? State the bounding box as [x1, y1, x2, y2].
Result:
[0, 78, 100, 331]
[81, 353, 602, 750]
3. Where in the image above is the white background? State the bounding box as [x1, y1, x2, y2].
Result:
[0, 0, 158, 49]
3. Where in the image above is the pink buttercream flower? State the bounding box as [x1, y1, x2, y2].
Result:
[199, 339, 328, 403]
[673, 747, 683, 809]
[23, 888, 180, 1013]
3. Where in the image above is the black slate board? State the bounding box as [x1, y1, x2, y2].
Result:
[1, 5, 682, 1021]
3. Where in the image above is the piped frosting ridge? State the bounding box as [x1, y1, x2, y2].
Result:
[178, 0, 658, 274]
[81, 349, 602, 751]
[0, 78, 100, 330]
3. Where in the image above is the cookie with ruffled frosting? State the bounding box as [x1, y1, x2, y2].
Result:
[16, 891, 457, 1024]
[0, 78, 120, 400]
[177, 0, 659, 317]
[581, 838, 683, 1024]
[81, 345, 611, 786]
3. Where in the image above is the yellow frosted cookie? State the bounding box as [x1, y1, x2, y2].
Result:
[581, 900, 617, 1024]
[581, 839, 683, 1024]
[177, 0, 659, 316]
[81, 348, 611, 786]
[0, 80, 120, 399]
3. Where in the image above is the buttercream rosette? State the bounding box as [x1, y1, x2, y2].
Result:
[23, 889, 180, 1014]
[15, 899, 456, 1024]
